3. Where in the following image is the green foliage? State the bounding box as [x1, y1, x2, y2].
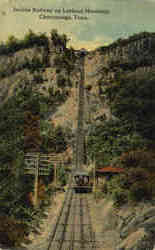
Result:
[53, 46, 76, 75]
[0, 54, 46, 80]
[88, 121, 155, 205]
[53, 55, 66, 67]
[57, 75, 67, 88]
[41, 123, 67, 153]
[14, 82, 40, 115]
[0, 30, 48, 56]
[102, 71, 155, 141]
[0, 216, 29, 246]
[128, 182, 149, 202]
[106, 174, 129, 207]
[0, 95, 24, 166]
[23, 29, 48, 48]
[0, 57, 71, 245]
[56, 74, 72, 89]
[50, 29, 69, 49]
[0, 142, 29, 217]
[27, 57, 44, 73]
[6, 35, 20, 53]
[105, 150, 155, 206]
[89, 56, 155, 206]
[33, 73, 44, 84]
[58, 166, 67, 186]
[0, 81, 51, 244]
[48, 86, 69, 107]
[87, 119, 149, 167]
[119, 150, 155, 170]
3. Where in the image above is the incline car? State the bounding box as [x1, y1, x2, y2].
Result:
[73, 170, 93, 193]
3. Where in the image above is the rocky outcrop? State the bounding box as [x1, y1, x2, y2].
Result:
[116, 206, 155, 250]
[1, 32, 155, 127]
[117, 228, 154, 250]
[0, 35, 76, 127]
[96, 33, 155, 86]
[90, 198, 155, 250]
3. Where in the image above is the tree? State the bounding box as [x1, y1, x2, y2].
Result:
[102, 71, 155, 142]
[50, 29, 69, 49]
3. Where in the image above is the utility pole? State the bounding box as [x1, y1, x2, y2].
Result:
[34, 154, 39, 208]
[93, 158, 96, 202]
[54, 163, 57, 196]
[24, 153, 63, 208]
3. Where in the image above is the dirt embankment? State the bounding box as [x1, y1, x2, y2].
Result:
[90, 196, 155, 250]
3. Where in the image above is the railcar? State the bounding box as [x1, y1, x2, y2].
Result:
[73, 171, 92, 193]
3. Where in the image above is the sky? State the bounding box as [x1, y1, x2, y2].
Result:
[0, 0, 155, 50]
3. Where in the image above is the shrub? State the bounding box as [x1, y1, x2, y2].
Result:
[119, 149, 155, 171]
[57, 75, 66, 88]
[0, 216, 28, 246]
[128, 182, 150, 202]
[0, 30, 48, 56]
[106, 166, 154, 207]
[106, 174, 129, 206]
[111, 188, 128, 207]
[58, 166, 67, 186]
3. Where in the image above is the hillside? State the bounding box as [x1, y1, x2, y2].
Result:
[2, 31, 155, 130]
[0, 30, 155, 249]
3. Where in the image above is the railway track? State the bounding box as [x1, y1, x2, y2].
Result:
[46, 184, 100, 250]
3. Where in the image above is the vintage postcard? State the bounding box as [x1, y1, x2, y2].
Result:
[0, 0, 155, 249]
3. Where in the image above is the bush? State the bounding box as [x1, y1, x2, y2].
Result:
[58, 166, 67, 186]
[119, 149, 155, 171]
[106, 174, 129, 206]
[0, 216, 28, 247]
[57, 75, 66, 88]
[106, 166, 154, 207]
[128, 183, 150, 202]
[0, 30, 48, 56]
[111, 188, 128, 207]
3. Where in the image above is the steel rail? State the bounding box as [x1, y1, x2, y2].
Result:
[84, 195, 97, 249]
[46, 170, 75, 250]
[57, 190, 74, 250]
[69, 191, 78, 250]
[80, 194, 85, 249]
[45, 186, 101, 250]
[43, 49, 101, 249]
[48, 189, 74, 250]
[46, 190, 73, 250]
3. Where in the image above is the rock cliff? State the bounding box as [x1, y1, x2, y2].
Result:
[90, 197, 155, 250]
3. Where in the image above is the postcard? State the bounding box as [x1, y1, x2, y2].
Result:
[0, 0, 155, 249]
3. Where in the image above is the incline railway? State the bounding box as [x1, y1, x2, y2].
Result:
[27, 50, 102, 250]
[46, 172, 100, 250]
[43, 51, 102, 250]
